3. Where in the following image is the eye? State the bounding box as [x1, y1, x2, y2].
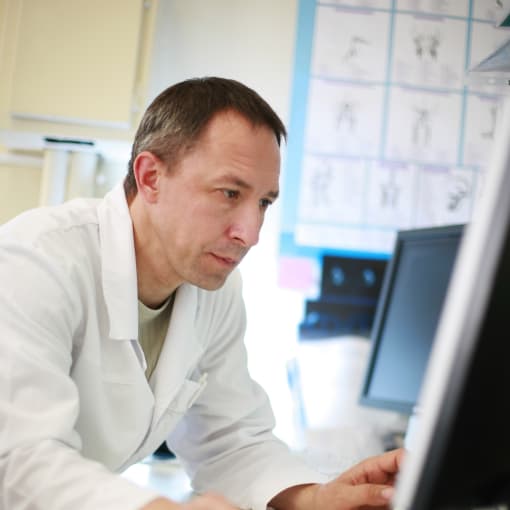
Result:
[259, 198, 273, 210]
[222, 189, 240, 200]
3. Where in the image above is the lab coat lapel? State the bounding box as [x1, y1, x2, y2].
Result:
[97, 183, 139, 341]
[150, 283, 204, 425]
[98, 184, 205, 426]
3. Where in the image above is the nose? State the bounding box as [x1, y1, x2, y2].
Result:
[228, 206, 262, 247]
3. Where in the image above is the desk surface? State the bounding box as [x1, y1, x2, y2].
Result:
[122, 456, 193, 502]
[120, 424, 405, 500]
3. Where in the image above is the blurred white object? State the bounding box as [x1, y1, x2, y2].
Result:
[289, 335, 407, 466]
[39, 149, 69, 206]
[294, 336, 406, 429]
[66, 151, 98, 199]
[122, 456, 192, 502]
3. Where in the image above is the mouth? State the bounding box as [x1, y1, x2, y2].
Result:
[210, 253, 241, 267]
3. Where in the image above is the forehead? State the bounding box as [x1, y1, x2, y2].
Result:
[200, 109, 279, 144]
[191, 111, 281, 178]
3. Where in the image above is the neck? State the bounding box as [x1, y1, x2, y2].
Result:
[129, 194, 181, 308]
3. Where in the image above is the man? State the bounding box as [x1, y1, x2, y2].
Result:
[0, 77, 403, 510]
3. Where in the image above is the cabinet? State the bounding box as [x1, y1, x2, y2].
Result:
[0, 0, 158, 147]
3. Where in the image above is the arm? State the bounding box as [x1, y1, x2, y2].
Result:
[268, 448, 404, 510]
[0, 238, 158, 510]
[142, 499, 181, 510]
[165, 272, 327, 509]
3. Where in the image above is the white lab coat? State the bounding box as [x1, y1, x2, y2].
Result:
[0, 183, 326, 510]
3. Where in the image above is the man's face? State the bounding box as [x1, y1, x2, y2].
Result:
[148, 110, 281, 291]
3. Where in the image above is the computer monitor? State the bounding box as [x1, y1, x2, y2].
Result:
[393, 96, 510, 509]
[359, 224, 464, 415]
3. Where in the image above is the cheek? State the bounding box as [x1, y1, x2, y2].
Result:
[174, 210, 224, 247]
[194, 203, 232, 229]
[161, 194, 232, 243]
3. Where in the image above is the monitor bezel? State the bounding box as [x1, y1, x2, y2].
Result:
[393, 96, 510, 509]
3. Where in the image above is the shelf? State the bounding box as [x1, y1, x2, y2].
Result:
[470, 35, 510, 73]
[496, 9, 510, 28]
[0, 129, 131, 161]
[467, 9, 510, 89]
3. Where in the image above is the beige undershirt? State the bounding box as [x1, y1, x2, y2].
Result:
[138, 294, 175, 381]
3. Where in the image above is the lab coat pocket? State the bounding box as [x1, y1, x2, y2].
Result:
[168, 373, 208, 414]
[127, 374, 209, 467]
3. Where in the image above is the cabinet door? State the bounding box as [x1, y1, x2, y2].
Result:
[10, 0, 144, 127]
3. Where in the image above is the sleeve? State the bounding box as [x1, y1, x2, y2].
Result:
[0, 238, 160, 510]
[166, 270, 328, 510]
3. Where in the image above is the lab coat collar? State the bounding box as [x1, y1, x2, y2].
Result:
[97, 181, 139, 340]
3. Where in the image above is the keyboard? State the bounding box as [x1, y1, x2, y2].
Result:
[294, 426, 405, 478]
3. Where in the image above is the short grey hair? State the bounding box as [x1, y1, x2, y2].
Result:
[124, 76, 286, 198]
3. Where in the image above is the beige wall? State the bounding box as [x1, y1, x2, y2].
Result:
[0, 0, 157, 222]
[0, 0, 298, 225]
[0, 162, 41, 224]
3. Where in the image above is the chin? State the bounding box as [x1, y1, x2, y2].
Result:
[192, 274, 229, 291]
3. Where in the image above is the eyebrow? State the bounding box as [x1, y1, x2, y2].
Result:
[217, 174, 279, 200]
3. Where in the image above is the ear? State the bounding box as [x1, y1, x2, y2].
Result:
[133, 151, 164, 204]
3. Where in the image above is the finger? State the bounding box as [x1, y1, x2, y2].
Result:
[327, 483, 395, 509]
[338, 448, 405, 485]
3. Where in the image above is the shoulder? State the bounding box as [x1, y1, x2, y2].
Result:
[0, 197, 102, 249]
[0, 198, 104, 292]
[0, 199, 105, 332]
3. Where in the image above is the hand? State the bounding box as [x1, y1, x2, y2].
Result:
[311, 448, 405, 509]
[269, 447, 405, 510]
[142, 493, 239, 510]
[183, 493, 240, 509]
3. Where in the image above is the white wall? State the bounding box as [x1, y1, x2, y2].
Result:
[146, 1, 298, 122]
[146, 0, 304, 442]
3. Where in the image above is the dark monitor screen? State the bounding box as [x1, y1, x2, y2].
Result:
[359, 224, 464, 415]
[393, 97, 510, 510]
